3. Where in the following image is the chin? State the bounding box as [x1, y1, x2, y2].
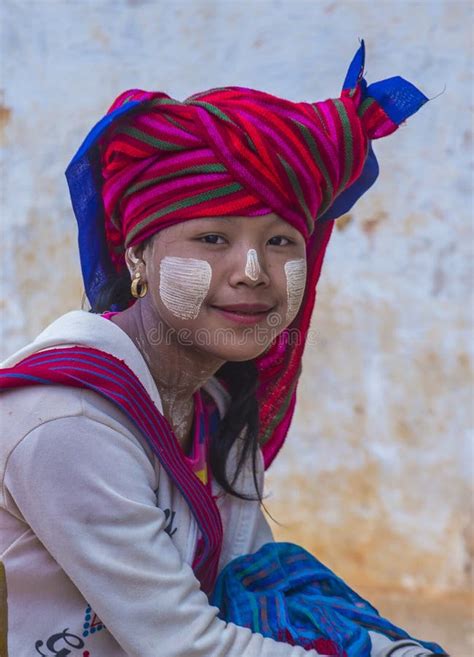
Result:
[197, 338, 273, 363]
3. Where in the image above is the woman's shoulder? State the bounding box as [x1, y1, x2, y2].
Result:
[2, 309, 164, 406]
[2, 310, 103, 366]
[0, 311, 159, 480]
[2, 382, 144, 436]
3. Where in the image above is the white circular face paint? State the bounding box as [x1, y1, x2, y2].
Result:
[245, 249, 261, 281]
[284, 258, 307, 322]
[159, 256, 212, 320]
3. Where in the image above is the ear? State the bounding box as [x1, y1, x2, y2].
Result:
[125, 235, 156, 282]
[125, 245, 145, 278]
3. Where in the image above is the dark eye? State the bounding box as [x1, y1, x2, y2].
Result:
[268, 235, 293, 246]
[200, 234, 226, 244]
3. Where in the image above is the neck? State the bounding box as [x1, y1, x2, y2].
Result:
[110, 301, 224, 452]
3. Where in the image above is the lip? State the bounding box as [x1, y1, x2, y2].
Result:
[211, 303, 274, 325]
[214, 303, 273, 313]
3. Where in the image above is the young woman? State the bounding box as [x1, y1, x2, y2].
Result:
[0, 42, 446, 657]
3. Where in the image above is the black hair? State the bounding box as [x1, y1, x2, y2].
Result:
[91, 276, 262, 502]
[210, 359, 261, 502]
[91, 269, 134, 314]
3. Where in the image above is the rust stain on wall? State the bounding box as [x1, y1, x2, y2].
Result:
[360, 210, 388, 237]
[335, 213, 353, 232]
[198, 5, 217, 20]
[11, 210, 83, 347]
[462, 129, 472, 149]
[0, 99, 12, 145]
[90, 26, 110, 48]
[457, 352, 470, 371]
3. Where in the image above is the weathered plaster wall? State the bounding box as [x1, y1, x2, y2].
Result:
[1, 0, 472, 594]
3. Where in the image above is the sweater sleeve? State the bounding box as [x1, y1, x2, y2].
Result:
[4, 413, 323, 657]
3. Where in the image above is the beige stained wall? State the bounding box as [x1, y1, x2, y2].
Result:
[1, 0, 472, 602]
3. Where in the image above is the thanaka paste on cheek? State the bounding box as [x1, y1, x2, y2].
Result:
[159, 256, 212, 320]
[284, 259, 307, 322]
[244, 249, 261, 281]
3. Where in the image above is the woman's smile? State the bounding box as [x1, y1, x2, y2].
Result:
[210, 302, 275, 325]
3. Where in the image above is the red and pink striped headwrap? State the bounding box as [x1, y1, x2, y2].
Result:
[66, 40, 428, 467]
[101, 57, 406, 266]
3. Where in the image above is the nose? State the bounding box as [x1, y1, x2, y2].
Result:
[228, 247, 270, 288]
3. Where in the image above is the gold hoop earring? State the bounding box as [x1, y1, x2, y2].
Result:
[130, 271, 148, 298]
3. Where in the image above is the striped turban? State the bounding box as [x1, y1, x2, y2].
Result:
[99, 42, 426, 269]
[66, 41, 428, 467]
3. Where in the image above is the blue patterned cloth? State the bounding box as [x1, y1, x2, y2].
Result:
[211, 543, 445, 656]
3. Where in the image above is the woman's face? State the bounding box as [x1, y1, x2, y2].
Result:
[133, 213, 307, 361]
